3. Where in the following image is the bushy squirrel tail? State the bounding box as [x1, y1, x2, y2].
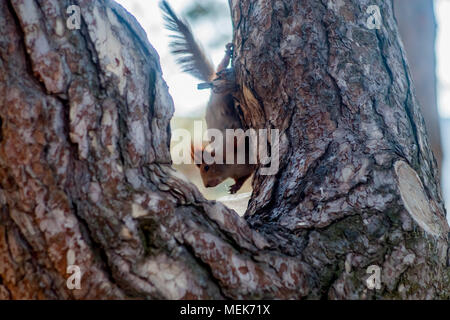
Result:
[160, 1, 216, 82]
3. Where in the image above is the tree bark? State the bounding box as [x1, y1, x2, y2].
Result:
[0, 0, 448, 300]
[394, 0, 442, 173]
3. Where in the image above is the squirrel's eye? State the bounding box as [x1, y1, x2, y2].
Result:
[204, 165, 210, 172]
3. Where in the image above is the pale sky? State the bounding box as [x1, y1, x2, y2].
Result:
[116, 0, 450, 119]
[435, 0, 450, 118]
[116, 0, 231, 118]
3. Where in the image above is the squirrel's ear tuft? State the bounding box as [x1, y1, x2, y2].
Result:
[190, 142, 195, 160]
[191, 142, 201, 167]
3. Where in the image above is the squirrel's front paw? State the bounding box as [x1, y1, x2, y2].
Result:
[229, 184, 240, 194]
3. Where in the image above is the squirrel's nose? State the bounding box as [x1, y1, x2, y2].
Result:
[206, 181, 217, 188]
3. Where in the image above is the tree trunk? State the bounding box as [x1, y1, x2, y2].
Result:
[394, 0, 442, 173]
[0, 0, 448, 300]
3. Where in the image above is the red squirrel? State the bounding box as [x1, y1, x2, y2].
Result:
[160, 1, 255, 194]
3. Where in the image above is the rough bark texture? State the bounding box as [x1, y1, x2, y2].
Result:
[394, 0, 442, 173]
[0, 0, 448, 300]
[231, 0, 449, 298]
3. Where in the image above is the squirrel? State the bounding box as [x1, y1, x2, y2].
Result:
[160, 1, 255, 194]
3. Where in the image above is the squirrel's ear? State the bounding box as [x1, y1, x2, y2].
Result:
[191, 143, 201, 167]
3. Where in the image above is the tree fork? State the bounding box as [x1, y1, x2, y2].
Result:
[0, 0, 448, 300]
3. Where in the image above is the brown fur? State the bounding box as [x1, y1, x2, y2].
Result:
[162, 1, 255, 193]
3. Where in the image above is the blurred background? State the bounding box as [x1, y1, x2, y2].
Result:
[115, 0, 450, 221]
[116, 0, 252, 206]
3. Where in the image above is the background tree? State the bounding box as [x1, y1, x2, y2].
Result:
[394, 0, 442, 173]
[0, 0, 448, 299]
